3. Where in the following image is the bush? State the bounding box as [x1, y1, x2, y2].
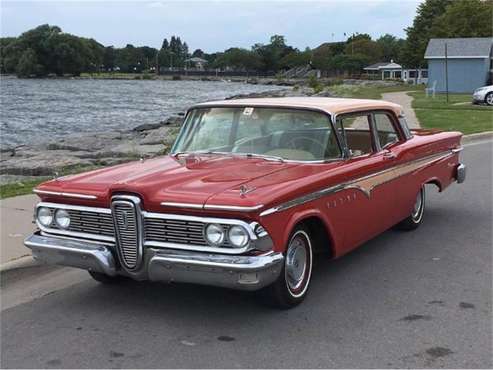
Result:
[142, 73, 153, 80]
[308, 75, 324, 93]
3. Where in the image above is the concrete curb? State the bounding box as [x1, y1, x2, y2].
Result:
[462, 131, 493, 144]
[0, 254, 38, 273]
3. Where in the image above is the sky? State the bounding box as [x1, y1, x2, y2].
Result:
[1, 0, 422, 52]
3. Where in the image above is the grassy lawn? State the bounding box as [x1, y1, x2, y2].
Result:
[0, 164, 103, 199]
[327, 83, 425, 99]
[409, 91, 493, 135]
[0, 178, 48, 199]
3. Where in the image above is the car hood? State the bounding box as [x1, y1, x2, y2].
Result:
[36, 154, 319, 211]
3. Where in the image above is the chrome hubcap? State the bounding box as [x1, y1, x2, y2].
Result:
[487, 94, 493, 105]
[285, 235, 308, 291]
[412, 190, 423, 220]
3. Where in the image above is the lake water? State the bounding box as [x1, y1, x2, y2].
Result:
[0, 77, 283, 148]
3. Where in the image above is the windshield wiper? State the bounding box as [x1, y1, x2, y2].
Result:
[241, 153, 284, 163]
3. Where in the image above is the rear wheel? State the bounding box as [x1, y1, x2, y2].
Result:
[396, 186, 425, 231]
[88, 271, 124, 284]
[260, 226, 313, 309]
[485, 92, 493, 106]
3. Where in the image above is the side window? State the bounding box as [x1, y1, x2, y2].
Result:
[337, 113, 374, 157]
[374, 113, 399, 149]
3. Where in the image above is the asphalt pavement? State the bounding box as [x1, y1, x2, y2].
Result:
[1, 140, 492, 369]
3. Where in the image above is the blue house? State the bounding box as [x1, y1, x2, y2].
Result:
[424, 38, 493, 93]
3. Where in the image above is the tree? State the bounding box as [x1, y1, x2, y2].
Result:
[430, 0, 493, 38]
[376, 34, 405, 62]
[192, 49, 205, 58]
[279, 48, 311, 70]
[252, 35, 295, 72]
[400, 0, 453, 67]
[16, 48, 40, 77]
[344, 39, 383, 64]
[213, 48, 261, 70]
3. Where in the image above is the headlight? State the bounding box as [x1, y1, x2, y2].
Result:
[204, 224, 225, 246]
[37, 207, 53, 227]
[228, 225, 250, 248]
[55, 209, 70, 229]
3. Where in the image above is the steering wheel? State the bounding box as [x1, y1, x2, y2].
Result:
[286, 136, 325, 154]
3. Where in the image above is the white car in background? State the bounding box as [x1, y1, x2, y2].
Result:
[472, 85, 493, 106]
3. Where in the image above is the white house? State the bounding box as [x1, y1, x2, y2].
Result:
[363, 61, 428, 84]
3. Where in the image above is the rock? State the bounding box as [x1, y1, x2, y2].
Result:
[133, 123, 162, 132]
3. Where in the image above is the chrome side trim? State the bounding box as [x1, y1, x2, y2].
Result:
[451, 147, 463, 153]
[260, 150, 455, 217]
[34, 189, 98, 200]
[204, 204, 264, 212]
[161, 202, 204, 209]
[161, 202, 264, 212]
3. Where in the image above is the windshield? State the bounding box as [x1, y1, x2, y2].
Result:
[171, 107, 341, 161]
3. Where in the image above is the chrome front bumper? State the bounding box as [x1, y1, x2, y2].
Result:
[25, 233, 284, 291]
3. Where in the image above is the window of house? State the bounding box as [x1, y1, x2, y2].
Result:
[374, 113, 399, 148]
[421, 70, 428, 78]
[409, 70, 417, 78]
[337, 113, 374, 157]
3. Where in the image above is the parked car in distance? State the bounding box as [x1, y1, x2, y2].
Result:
[472, 85, 493, 106]
[25, 97, 466, 308]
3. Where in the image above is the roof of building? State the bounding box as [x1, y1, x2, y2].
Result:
[425, 38, 493, 59]
[192, 97, 403, 116]
[364, 61, 403, 70]
[186, 57, 208, 63]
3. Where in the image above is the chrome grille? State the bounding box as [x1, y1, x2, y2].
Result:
[66, 210, 114, 237]
[144, 218, 232, 247]
[112, 201, 140, 269]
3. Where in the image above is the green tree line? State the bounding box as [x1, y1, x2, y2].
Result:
[1, 0, 491, 78]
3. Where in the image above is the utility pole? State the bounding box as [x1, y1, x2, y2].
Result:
[445, 42, 449, 103]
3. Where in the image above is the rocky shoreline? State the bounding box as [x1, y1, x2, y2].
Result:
[0, 80, 399, 185]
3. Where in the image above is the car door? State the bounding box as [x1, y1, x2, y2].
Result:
[331, 110, 398, 252]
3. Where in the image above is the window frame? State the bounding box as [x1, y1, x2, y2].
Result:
[334, 109, 406, 158]
[335, 111, 379, 159]
[371, 110, 406, 152]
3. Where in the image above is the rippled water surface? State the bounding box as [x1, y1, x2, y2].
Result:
[1, 77, 283, 147]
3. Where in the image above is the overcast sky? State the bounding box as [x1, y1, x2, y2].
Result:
[1, 0, 421, 52]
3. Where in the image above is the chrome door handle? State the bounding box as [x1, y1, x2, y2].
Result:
[383, 151, 396, 159]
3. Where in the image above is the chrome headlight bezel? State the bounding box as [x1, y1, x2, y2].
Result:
[228, 225, 250, 248]
[54, 209, 71, 229]
[37, 207, 53, 227]
[204, 223, 225, 246]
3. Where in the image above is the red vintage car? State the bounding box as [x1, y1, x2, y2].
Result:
[25, 97, 466, 308]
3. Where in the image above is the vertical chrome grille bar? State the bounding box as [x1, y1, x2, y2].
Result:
[111, 195, 143, 271]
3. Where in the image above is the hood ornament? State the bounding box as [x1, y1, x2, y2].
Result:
[239, 185, 256, 197]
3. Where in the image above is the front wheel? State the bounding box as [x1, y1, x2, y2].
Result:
[396, 186, 425, 231]
[485, 92, 493, 106]
[260, 226, 313, 309]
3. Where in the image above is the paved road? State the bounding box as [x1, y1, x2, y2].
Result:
[1, 140, 491, 369]
[382, 91, 420, 128]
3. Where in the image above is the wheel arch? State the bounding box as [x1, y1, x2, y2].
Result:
[422, 177, 443, 192]
[282, 209, 337, 258]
